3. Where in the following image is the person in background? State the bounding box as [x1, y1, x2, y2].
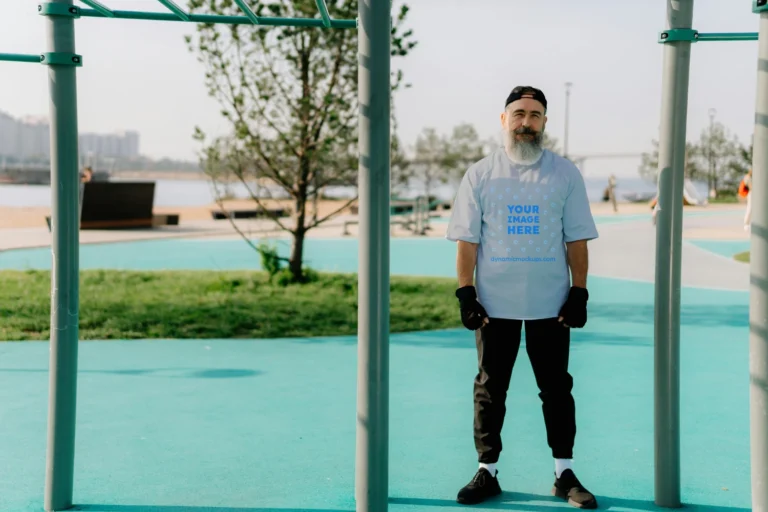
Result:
[603, 174, 619, 213]
[606, 174, 617, 213]
[445, 85, 599, 509]
[741, 168, 752, 232]
[80, 166, 93, 183]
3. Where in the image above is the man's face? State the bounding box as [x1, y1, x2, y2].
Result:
[500, 97, 547, 160]
[501, 97, 547, 137]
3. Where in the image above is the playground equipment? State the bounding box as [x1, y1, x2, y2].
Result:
[682, 179, 707, 206]
[0, 2, 387, 512]
[1, 0, 767, 511]
[342, 196, 433, 236]
[410, 195, 430, 235]
[655, 1, 766, 508]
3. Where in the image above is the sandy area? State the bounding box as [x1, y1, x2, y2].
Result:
[0, 198, 748, 251]
[0, 198, 359, 230]
[1, 197, 726, 230]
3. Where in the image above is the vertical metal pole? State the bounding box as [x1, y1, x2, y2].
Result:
[44, 1, 81, 510]
[653, 0, 693, 507]
[708, 108, 716, 197]
[564, 82, 572, 159]
[749, 9, 768, 510]
[355, 1, 390, 512]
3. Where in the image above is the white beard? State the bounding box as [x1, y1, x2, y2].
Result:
[503, 129, 543, 165]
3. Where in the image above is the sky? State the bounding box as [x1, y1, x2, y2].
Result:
[0, 0, 763, 178]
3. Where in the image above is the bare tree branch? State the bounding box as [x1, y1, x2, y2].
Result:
[187, 0, 417, 282]
[306, 195, 359, 230]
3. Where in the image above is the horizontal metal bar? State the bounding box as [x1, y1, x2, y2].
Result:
[696, 32, 759, 41]
[156, 0, 189, 21]
[78, 0, 114, 17]
[0, 53, 42, 63]
[78, 8, 356, 28]
[234, 0, 260, 25]
[315, 0, 332, 28]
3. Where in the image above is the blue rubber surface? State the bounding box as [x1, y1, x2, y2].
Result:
[0, 273, 751, 511]
[0, 237, 462, 273]
[0, 224, 754, 511]
[688, 239, 750, 259]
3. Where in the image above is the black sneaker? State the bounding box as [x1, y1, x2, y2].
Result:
[456, 468, 502, 505]
[552, 469, 598, 509]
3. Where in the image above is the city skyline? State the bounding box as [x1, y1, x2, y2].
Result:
[0, 109, 140, 161]
[2, 1, 763, 180]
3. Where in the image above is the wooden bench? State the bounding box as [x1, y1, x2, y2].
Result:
[210, 208, 290, 220]
[45, 181, 179, 231]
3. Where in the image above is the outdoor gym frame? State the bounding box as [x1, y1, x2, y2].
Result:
[655, 1, 767, 510]
[1, 0, 767, 511]
[1, 0, 389, 511]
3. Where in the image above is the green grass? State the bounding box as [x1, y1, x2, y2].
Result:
[735, 251, 750, 263]
[709, 195, 740, 204]
[0, 270, 462, 341]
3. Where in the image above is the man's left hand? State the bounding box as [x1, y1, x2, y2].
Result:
[558, 286, 589, 328]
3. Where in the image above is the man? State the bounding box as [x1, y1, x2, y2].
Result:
[445, 86, 599, 509]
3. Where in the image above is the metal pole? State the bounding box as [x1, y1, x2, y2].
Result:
[564, 82, 572, 159]
[44, 1, 81, 510]
[749, 9, 768, 510]
[708, 108, 716, 197]
[653, 0, 694, 507]
[355, 0, 391, 511]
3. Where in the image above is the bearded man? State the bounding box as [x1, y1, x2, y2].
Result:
[445, 86, 600, 509]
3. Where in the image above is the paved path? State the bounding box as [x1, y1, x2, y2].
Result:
[589, 210, 749, 291]
[0, 206, 754, 511]
[0, 206, 751, 291]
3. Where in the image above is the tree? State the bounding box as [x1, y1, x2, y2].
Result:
[405, 123, 558, 197]
[443, 123, 488, 182]
[405, 123, 490, 199]
[187, 0, 417, 282]
[638, 139, 704, 184]
[692, 121, 749, 195]
[390, 110, 413, 197]
[638, 121, 751, 195]
[409, 127, 449, 201]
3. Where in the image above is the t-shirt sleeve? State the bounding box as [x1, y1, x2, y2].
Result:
[562, 166, 599, 243]
[446, 170, 482, 243]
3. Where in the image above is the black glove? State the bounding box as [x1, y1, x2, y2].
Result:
[455, 286, 489, 331]
[558, 286, 589, 328]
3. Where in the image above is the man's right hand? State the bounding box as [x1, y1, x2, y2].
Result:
[455, 285, 490, 330]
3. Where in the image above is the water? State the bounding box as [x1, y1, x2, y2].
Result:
[0, 176, 690, 209]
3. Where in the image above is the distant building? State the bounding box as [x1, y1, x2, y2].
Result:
[79, 130, 140, 158]
[0, 111, 18, 158]
[0, 110, 140, 161]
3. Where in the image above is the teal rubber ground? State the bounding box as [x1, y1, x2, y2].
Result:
[0, 208, 754, 511]
[688, 239, 750, 258]
[0, 274, 751, 511]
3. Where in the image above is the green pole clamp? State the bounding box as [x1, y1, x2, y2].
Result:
[38, 3, 81, 18]
[41, 52, 83, 67]
[658, 28, 699, 43]
[755, 0, 768, 13]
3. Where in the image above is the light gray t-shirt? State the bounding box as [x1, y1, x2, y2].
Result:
[446, 148, 599, 320]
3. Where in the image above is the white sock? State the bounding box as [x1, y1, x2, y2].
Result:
[555, 458, 572, 478]
[479, 462, 497, 476]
